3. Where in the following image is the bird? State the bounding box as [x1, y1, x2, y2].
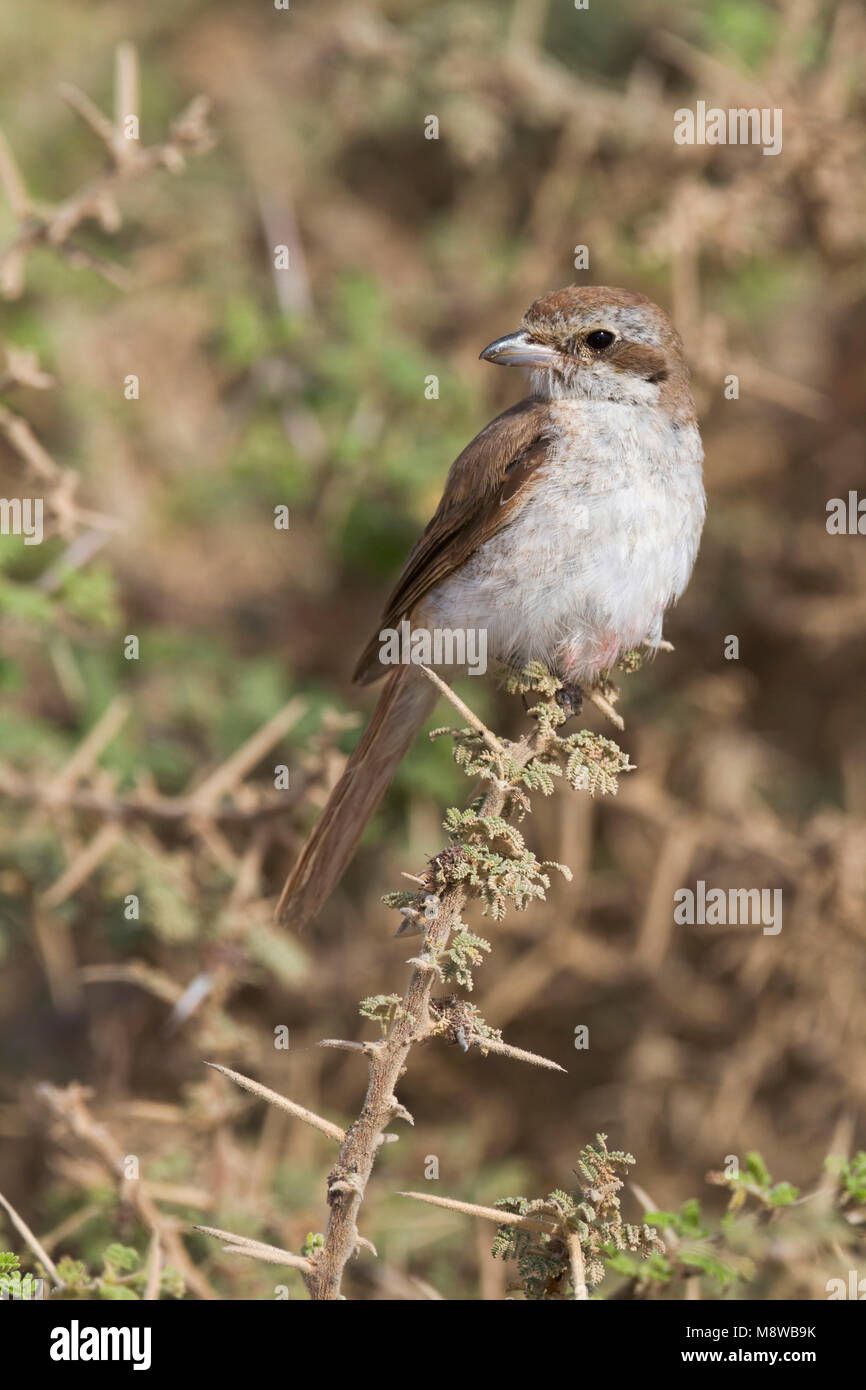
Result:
[277, 285, 705, 929]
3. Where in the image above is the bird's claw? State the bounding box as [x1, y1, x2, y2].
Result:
[555, 683, 584, 717]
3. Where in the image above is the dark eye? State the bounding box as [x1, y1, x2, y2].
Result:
[585, 329, 615, 351]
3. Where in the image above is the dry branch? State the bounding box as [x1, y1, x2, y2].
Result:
[398, 1189, 557, 1234]
[37, 1082, 219, 1301]
[0, 1188, 65, 1289]
[203, 1062, 346, 1144]
[0, 44, 213, 544]
[193, 1225, 313, 1275]
[232, 668, 632, 1301]
[0, 45, 214, 300]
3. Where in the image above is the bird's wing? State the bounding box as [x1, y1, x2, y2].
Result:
[353, 396, 552, 685]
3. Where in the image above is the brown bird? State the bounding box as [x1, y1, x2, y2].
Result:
[278, 285, 705, 928]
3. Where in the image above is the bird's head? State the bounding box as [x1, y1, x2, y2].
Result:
[480, 285, 692, 414]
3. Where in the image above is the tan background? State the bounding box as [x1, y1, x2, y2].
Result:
[0, 0, 864, 1298]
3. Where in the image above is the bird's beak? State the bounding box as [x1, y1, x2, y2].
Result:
[479, 329, 562, 369]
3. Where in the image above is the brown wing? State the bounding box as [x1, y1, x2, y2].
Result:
[353, 396, 552, 685]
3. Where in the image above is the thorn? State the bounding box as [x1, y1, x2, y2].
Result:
[404, 954, 441, 976]
[193, 1225, 313, 1273]
[387, 1097, 415, 1126]
[203, 1061, 345, 1142]
[376, 1132, 400, 1147]
[587, 686, 625, 730]
[394, 912, 424, 938]
[0, 1187, 64, 1288]
[58, 82, 116, 152]
[630, 1180, 679, 1247]
[0, 130, 32, 219]
[397, 1191, 557, 1233]
[328, 1173, 365, 1199]
[417, 663, 506, 759]
[318, 1037, 382, 1060]
[355, 1235, 378, 1258]
[469, 1035, 566, 1073]
[566, 1229, 589, 1300]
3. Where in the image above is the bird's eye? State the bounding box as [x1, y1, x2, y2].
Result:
[584, 329, 616, 351]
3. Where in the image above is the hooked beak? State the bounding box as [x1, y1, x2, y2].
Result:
[479, 329, 563, 369]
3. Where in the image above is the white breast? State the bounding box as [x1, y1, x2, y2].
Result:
[422, 399, 705, 682]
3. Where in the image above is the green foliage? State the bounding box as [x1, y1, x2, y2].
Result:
[104, 841, 200, 944]
[708, 1150, 800, 1210]
[492, 1135, 663, 1299]
[103, 1244, 141, 1274]
[359, 993, 404, 1036]
[244, 921, 309, 987]
[381, 890, 417, 911]
[0, 1261, 43, 1300]
[646, 1197, 708, 1239]
[487, 1142, 866, 1300]
[425, 665, 628, 924]
[428, 996, 502, 1048]
[637, 1200, 746, 1291]
[440, 929, 491, 990]
[433, 833, 563, 922]
[563, 730, 633, 796]
[621, 1150, 866, 1298]
[676, 1247, 742, 1288]
[0, 1252, 35, 1300]
[834, 1151, 866, 1207]
[616, 648, 645, 674]
[437, 805, 572, 922]
[700, 0, 779, 70]
[49, 1245, 185, 1301]
[55, 1256, 89, 1288]
[56, 564, 121, 630]
[606, 1247, 674, 1283]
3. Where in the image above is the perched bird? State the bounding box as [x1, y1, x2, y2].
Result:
[278, 285, 705, 928]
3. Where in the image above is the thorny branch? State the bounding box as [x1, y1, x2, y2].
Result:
[202, 662, 636, 1299]
[38, 1081, 219, 1300]
[0, 44, 213, 542]
[0, 43, 214, 301]
[7, 691, 348, 1041]
[5, 694, 311, 913]
[400, 1133, 662, 1301]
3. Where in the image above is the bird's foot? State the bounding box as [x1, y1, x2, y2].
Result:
[555, 682, 584, 718]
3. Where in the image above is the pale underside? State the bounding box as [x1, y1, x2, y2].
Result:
[415, 398, 706, 683]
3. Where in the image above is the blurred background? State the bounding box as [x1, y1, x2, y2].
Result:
[0, 0, 865, 1299]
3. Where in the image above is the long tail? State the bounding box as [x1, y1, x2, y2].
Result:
[276, 666, 437, 929]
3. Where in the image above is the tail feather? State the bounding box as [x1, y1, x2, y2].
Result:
[276, 667, 437, 929]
